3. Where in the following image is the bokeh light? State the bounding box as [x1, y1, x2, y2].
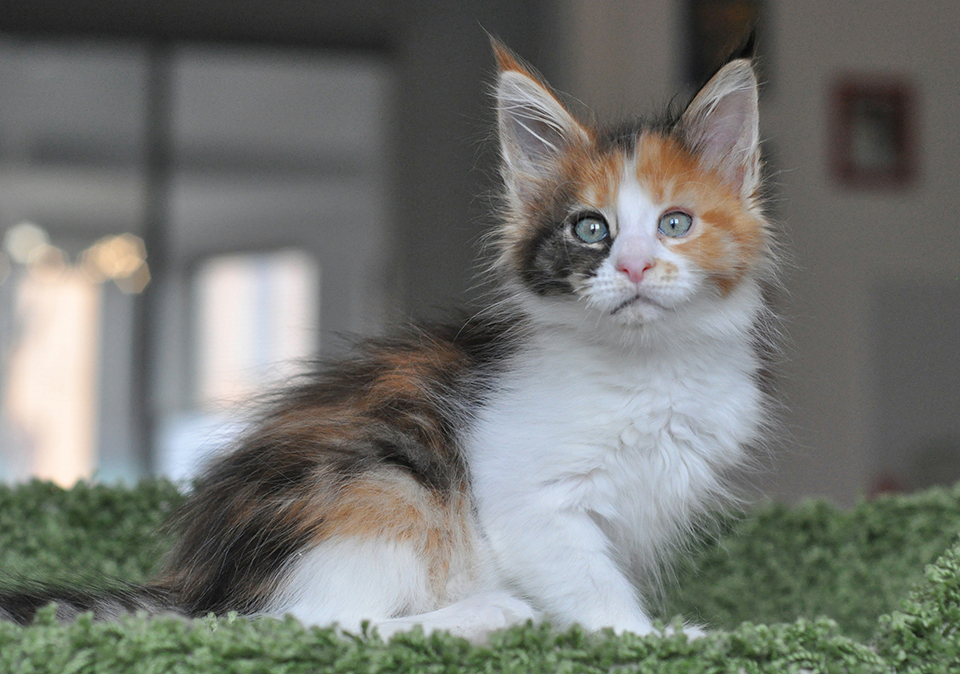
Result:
[4, 222, 50, 265]
[80, 233, 150, 293]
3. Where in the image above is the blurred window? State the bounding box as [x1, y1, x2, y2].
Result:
[0, 39, 148, 485]
[0, 38, 391, 485]
[195, 250, 319, 410]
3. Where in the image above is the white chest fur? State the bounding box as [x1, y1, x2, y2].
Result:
[465, 320, 764, 604]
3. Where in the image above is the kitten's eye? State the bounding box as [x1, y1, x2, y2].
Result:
[658, 211, 693, 238]
[573, 216, 609, 244]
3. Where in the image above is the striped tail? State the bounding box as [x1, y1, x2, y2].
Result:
[0, 582, 180, 625]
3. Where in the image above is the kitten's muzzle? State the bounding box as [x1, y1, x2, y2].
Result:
[610, 293, 667, 315]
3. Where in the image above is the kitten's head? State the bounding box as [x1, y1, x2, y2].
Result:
[491, 42, 772, 338]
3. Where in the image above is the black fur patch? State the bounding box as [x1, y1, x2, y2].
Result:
[515, 186, 613, 297]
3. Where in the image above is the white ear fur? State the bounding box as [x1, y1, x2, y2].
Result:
[496, 70, 587, 183]
[680, 59, 761, 198]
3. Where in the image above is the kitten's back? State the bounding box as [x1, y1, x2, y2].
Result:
[152, 314, 524, 620]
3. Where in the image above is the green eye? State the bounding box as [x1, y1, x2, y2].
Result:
[573, 216, 609, 244]
[659, 211, 693, 238]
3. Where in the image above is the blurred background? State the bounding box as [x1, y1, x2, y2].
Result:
[0, 0, 956, 506]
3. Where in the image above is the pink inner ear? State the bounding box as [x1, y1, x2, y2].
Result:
[696, 92, 754, 187]
[703, 94, 751, 156]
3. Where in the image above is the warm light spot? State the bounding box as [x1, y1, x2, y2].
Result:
[115, 261, 150, 294]
[80, 233, 150, 293]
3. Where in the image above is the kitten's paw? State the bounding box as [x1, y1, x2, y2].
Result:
[456, 592, 538, 631]
[376, 592, 538, 643]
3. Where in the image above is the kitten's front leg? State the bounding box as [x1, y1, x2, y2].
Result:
[485, 504, 655, 635]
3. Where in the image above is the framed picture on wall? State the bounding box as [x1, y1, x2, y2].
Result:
[830, 78, 914, 188]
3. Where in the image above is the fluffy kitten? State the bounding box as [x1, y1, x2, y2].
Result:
[1, 42, 774, 641]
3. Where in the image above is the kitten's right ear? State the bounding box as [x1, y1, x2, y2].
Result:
[493, 41, 588, 184]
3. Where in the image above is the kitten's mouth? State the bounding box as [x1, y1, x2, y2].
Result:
[610, 294, 666, 315]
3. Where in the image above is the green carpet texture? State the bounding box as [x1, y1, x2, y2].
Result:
[1, 480, 959, 673]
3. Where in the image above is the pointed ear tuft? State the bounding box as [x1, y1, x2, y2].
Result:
[679, 59, 761, 198]
[490, 37, 526, 74]
[493, 42, 588, 184]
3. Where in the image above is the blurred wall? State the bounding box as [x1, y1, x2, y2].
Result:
[557, 0, 960, 505]
[763, 1, 960, 504]
[0, 0, 556, 320]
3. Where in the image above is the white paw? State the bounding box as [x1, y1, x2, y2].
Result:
[454, 593, 537, 631]
[375, 592, 538, 643]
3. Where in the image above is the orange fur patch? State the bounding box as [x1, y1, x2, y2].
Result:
[655, 259, 679, 282]
[569, 151, 625, 227]
[635, 134, 765, 294]
[320, 472, 472, 595]
[369, 342, 464, 404]
[492, 41, 525, 75]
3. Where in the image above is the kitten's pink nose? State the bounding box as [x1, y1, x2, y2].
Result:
[616, 258, 653, 284]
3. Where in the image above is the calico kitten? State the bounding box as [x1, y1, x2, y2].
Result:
[1, 42, 774, 641]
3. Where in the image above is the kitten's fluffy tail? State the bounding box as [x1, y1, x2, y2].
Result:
[0, 581, 181, 625]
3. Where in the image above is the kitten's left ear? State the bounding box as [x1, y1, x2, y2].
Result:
[679, 59, 761, 199]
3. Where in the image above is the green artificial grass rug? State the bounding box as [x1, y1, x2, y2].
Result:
[1, 480, 959, 673]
